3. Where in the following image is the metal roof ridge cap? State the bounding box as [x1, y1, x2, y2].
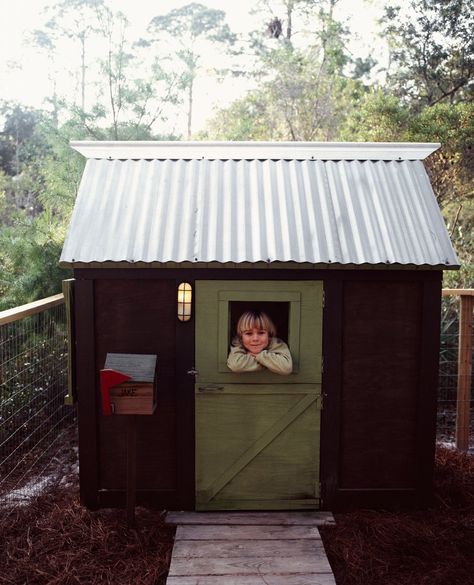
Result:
[69, 141, 441, 161]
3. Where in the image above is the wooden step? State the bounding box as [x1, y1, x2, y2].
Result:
[175, 524, 324, 541]
[168, 555, 333, 577]
[166, 511, 335, 526]
[167, 577, 336, 585]
[172, 538, 325, 558]
[165, 512, 336, 585]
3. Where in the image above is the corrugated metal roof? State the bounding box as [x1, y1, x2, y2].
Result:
[60, 142, 459, 269]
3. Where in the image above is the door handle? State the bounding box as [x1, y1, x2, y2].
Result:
[198, 385, 225, 392]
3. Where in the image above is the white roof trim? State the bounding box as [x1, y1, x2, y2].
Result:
[70, 140, 440, 161]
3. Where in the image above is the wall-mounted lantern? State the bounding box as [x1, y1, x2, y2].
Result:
[177, 282, 192, 322]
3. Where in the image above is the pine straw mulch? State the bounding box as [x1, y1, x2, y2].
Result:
[320, 446, 474, 585]
[0, 493, 175, 585]
[1, 445, 473, 585]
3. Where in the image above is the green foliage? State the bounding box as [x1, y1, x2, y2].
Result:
[37, 121, 85, 217]
[0, 104, 50, 176]
[383, 0, 474, 108]
[205, 44, 364, 142]
[93, 7, 178, 140]
[149, 3, 235, 43]
[146, 3, 238, 137]
[0, 104, 81, 309]
[0, 104, 55, 222]
[32, 0, 107, 113]
[200, 93, 273, 141]
[204, 0, 363, 142]
[340, 90, 410, 141]
[409, 102, 474, 204]
[0, 213, 72, 310]
[31, 1, 180, 138]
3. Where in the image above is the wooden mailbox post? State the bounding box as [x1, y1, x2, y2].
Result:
[100, 353, 157, 525]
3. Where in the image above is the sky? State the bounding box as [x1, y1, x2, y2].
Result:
[0, 0, 387, 133]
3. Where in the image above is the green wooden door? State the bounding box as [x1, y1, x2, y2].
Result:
[195, 280, 323, 511]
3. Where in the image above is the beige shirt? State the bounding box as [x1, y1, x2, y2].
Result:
[227, 337, 293, 375]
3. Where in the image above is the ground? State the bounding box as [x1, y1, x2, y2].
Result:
[1, 444, 473, 585]
[321, 447, 474, 585]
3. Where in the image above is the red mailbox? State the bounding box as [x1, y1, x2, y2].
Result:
[100, 353, 157, 415]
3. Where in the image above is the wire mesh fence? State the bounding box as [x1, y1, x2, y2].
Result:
[437, 294, 474, 451]
[0, 297, 77, 508]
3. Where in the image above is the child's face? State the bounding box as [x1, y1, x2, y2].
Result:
[241, 328, 269, 355]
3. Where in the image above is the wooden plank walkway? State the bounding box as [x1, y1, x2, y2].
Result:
[165, 512, 336, 585]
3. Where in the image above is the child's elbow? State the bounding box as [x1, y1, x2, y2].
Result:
[227, 355, 240, 372]
[270, 357, 293, 375]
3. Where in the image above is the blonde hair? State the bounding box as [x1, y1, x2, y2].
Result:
[236, 311, 276, 338]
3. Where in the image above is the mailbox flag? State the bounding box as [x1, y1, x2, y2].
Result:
[100, 369, 131, 415]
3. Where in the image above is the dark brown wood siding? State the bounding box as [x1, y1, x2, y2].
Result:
[94, 279, 176, 491]
[88, 278, 195, 508]
[323, 275, 441, 510]
[340, 280, 421, 488]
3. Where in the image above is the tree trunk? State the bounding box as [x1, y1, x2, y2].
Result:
[286, 0, 293, 41]
[187, 76, 194, 139]
[80, 32, 86, 112]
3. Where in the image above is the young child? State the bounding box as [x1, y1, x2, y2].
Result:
[227, 311, 293, 375]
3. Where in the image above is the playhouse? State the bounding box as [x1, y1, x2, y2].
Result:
[60, 141, 458, 511]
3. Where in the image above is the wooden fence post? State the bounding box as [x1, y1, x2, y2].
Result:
[442, 289, 474, 451]
[456, 293, 473, 452]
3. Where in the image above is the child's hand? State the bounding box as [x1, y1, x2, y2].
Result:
[247, 350, 260, 357]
